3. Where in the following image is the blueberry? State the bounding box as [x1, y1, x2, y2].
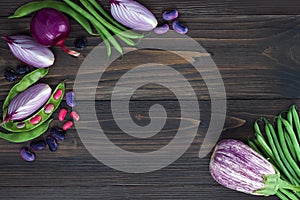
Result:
[4, 68, 17, 82]
[15, 65, 30, 75]
[74, 37, 88, 50]
[46, 136, 58, 152]
[30, 140, 46, 151]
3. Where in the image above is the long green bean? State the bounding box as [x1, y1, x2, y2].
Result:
[280, 117, 300, 163]
[263, 119, 298, 185]
[291, 105, 300, 141]
[277, 117, 300, 180]
[63, 0, 123, 55]
[80, 0, 143, 39]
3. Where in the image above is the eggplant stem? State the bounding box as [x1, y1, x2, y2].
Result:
[280, 180, 300, 192]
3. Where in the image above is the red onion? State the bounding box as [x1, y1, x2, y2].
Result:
[110, 0, 157, 31]
[30, 8, 80, 57]
[3, 83, 52, 123]
[4, 35, 54, 68]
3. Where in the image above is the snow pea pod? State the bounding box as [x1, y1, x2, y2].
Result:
[0, 119, 52, 143]
[8, 0, 96, 36]
[2, 68, 49, 119]
[3, 82, 65, 132]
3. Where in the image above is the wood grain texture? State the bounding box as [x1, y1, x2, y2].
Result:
[1, 0, 300, 199]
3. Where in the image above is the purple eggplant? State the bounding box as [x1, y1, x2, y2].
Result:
[209, 139, 300, 196]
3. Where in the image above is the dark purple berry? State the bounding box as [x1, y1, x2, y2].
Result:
[46, 136, 58, 152]
[30, 140, 46, 151]
[15, 65, 30, 75]
[74, 37, 88, 50]
[4, 68, 17, 82]
[20, 147, 35, 162]
[50, 127, 66, 141]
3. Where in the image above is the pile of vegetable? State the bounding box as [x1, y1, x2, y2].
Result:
[8, 0, 158, 57]
[210, 105, 300, 200]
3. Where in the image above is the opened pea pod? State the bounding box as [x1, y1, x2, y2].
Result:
[2, 82, 65, 133]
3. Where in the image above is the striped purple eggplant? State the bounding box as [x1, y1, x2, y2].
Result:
[3, 83, 52, 122]
[209, 139, 300, 196]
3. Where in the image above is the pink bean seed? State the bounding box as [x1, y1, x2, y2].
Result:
[70, 111, 80, 121]
[58, 108, 67, 121]
[53, 89, 63, 100]
[63, 121, 73, 131]
[44, 103, 54, 114]
[30, 115, 42, 125]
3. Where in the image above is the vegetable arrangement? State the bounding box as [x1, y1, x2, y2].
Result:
[9, 0, 152, 57]
[210, 105, 300, 200]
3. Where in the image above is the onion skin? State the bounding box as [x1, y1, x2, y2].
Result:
[209, 139, 278, 196]
[4, 83, 52, 123]
[4, 35, 54, 68]
[110, 0, 157, 31]
[30, 8, 80, 57]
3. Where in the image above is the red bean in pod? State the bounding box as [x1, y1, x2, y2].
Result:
[44, 103, 54, 114]
[70, 111, 80, 121]
[20, 147, 35, 162]
[58, 108, 67, 121]
[30, 140, 46, 151]
[66, 91, 76, 107]
[50, 127, 66, 141]
[63, 121, 73, 131]
[53, 89, 63, 100]
[46, 136, 58, 152]
[30, 114, 42, 125]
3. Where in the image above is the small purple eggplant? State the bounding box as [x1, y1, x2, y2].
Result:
[20, 147, 35, 162]
[172, 20, 188, 35]
[162, 9, 179, 21]
[209, 139, 300, 196]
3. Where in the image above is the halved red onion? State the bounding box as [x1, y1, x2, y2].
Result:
[4, 35, 54, 68]
[4, 83, 52, 123]
[110, 0, 157, 31]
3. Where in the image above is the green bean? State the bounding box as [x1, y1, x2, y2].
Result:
[63, 0, 123, 55]
[287, 109, 293, 130]
[279, 189, 299, 200]
[280, 117, 300, 163]
[0, 119, 52, 143]
[291, 105, 300, 141]
[277, 117, 300, 180]
[263, 119, 299, 185]
[284, 131, 297, 161]
[248, 139, 263, 155]
[8, 0, 97, 36]
[3, 82, 65, 133]
[94, 26, 111, 57]
[255, 132, 276, 162]
[254, 119, 263, 136]
[80, 0, 144, 39]
[2, 68, 49, 119]
[276, 190, 289, 200]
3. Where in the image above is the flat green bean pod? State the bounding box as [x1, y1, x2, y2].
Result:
[2, 68, 49, 119]
[9, 0, 97, 36]
[3, 82, 65, 133]
[0, 119, 52, 143]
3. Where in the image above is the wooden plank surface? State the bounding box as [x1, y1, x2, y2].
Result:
[0, 0, 300, 199]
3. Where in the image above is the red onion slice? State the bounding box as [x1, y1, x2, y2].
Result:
[4, 35, 54, 68]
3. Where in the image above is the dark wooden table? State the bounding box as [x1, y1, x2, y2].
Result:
[1, 0, 300, 199]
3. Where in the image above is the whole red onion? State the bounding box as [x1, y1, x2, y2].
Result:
[30, 8, 80, 57]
